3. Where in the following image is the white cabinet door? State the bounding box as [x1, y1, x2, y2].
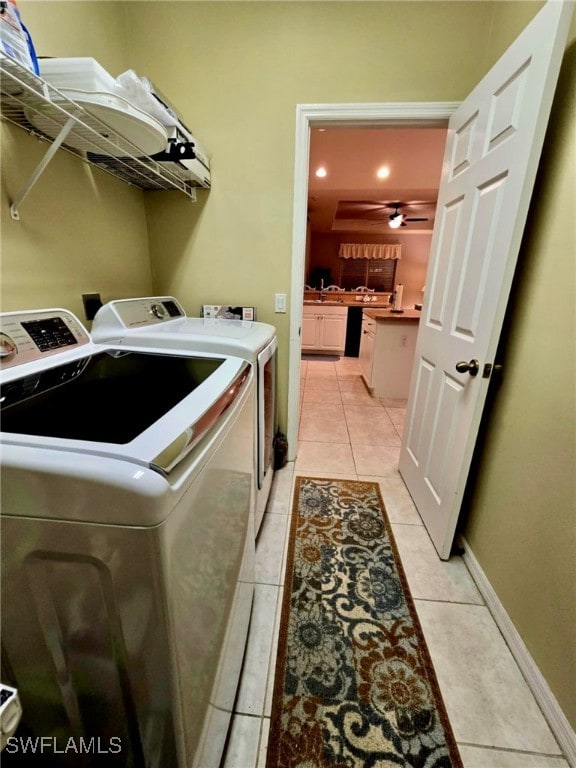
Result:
[301, 312, 319, 350]
[319, 313, 347, 352]
[301, 306, 347, 353]
[359, 327, 375, 387]
[359, 315, 376, 386]
[371, 322, 418, 399]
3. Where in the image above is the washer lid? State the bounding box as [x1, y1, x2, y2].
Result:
[1, 346, 251, 475]
[120, 318, 277, 358]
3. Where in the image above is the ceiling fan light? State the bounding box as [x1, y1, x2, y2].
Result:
[389, 215, 403, 229]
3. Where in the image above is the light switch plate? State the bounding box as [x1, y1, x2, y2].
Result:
[275, 293, 287, 313]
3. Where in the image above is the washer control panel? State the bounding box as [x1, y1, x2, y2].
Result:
[0, 684, 22, 750]
[0, 310, 90, 369]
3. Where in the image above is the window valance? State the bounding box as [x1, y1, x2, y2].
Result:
[338, 243, 401, 260]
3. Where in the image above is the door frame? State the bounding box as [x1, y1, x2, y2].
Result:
[287, 102, 460, 459]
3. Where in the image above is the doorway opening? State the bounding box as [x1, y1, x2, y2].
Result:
[287, 103, 459, 459]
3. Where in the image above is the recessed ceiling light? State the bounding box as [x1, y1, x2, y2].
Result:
[315, 166, 327, 178]
[377, 166, 390, 179]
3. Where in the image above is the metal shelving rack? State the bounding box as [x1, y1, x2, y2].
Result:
[0, 54, 198, 219]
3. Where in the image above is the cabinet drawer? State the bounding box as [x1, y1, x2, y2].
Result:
[317, 305, 347, 316]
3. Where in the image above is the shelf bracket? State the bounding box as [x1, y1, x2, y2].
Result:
[10, 117, 76, 220]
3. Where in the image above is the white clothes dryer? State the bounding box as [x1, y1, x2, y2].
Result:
[0, 308, 255, 768]
[91, 296, 278, 534]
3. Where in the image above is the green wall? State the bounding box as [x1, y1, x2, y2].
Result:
[125, 0, 506, 432]
[1, 1, 153, 319]
[2, 0, 573, 735]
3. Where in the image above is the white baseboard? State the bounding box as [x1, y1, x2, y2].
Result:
[459, 536, 576, 768]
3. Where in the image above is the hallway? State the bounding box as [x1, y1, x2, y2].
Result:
[223, 357, 568, 768]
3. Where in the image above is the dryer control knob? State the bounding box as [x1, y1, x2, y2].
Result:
[150, 304, 167, 320]
[0, 333, 17, 362]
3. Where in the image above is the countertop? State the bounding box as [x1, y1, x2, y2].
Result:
[303, 299, 392, 308]
[303, 290, 391, 308]
[363, 308, 422, 321]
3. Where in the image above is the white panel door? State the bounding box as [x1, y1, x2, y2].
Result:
[399, 0, 574, 559]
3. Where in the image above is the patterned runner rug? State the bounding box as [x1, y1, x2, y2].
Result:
[266, 477, 462, 768]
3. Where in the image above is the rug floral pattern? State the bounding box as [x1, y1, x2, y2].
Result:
[267, 477, 462, 768]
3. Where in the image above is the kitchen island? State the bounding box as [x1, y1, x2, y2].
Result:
[361, 308, 422, 321]
[359, 308, 421, 399]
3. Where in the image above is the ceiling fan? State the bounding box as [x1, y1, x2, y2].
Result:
[334, 200, 432, 228]
[387, 202, 430, 228]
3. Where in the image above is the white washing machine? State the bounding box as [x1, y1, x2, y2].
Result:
[0, 308, 255, 768]
[91, 297, 278, 534]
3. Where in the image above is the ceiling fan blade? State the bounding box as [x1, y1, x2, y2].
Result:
[335, 201, 391, 220]
[405, 217, 429, 222]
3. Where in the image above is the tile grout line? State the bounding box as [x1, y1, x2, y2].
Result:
[262, 585, 283, 720]
[456, 741, 568, 760]
[256, 716, 271, 768]
[413, 596, 486, 608]
[338, 370, 356, 453]
[337, 362, 361, 477]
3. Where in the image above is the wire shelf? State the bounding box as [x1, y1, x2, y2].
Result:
[0, 55, 197, 199]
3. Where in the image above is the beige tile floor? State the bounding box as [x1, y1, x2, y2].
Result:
[223, 357, 568, 768]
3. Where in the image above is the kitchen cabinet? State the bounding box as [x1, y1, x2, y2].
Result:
[302, 305, 347, 354]
[0, 55, 199, 219]
[359, 309, 420, 399]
